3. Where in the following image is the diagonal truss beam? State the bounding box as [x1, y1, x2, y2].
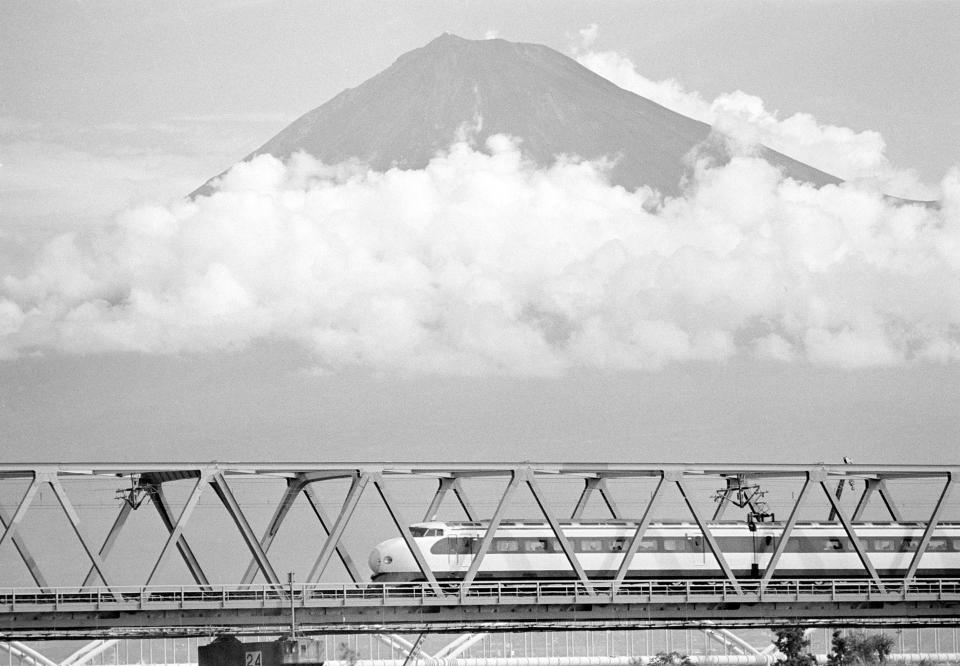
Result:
[240, 480, 300, 585]
[902, 473, 954, 588]
[0, 475, 41, 554]
[307, 473, 369, 583]
[240, 475, 361, 585]
[820, 478, 884, 591]
[46, 475, 119, 597]
[524, 469, 595, 595]
[145, 472, 210, 586]
[401, 633, 426, 666]
[424, 477, 476, 521]
[61, 640, 120, 666]
[572, 477, 621, 519]
[461, 472, 520, 592]
[210, 472, 281, 586]
[302, 483, 362, 582]
[852, 478, 902, 521]
[674, 474, 742, 594]
[82, 501, 133, 587]
[613, 474, 664, 592]
[434, 633, 486, 660]
[760, 475, 811, 591]
[375, 635, 433, 661]
[0, 641, 59, 666]
[0, 500, 49, 589]
[373, 475, 445, 597]
[147, 482, 210, 586]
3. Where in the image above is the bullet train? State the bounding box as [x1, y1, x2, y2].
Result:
[368, 520, 960, 581]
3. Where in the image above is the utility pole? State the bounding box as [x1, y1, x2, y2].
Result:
[288, 572, 297, 637]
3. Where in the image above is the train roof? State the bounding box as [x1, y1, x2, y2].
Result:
[412, 519, 957, 529]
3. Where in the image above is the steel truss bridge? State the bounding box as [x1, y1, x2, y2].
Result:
[1, 462, 959, 642]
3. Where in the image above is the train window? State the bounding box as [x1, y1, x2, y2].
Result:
[609, 538, 627, 552]
[662, 539, 685, 552]
[495, 539, 519, 552]
[637, 540, 658, 552]
[873, 539, 896, 552]
[899, 539, 918, 552]
[579, 539, 603, 552]
[952, 540, 960, 551]
[825, 538, 844, 551]
[410, 527, 442, 537]
[928, 539, 948, 552]
[430, 537, 474, 554]
[525, 539, 550, 553]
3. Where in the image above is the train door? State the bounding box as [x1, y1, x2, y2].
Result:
[688, 535, 707, 568]
[752, 531, 774, 578]
[448, 537, 474, 570]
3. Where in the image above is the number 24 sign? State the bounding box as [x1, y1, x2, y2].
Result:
[245, 652, 263, 666]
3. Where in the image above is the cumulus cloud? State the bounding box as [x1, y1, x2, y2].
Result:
[2, 137, 959, 374]
[573, 39, 937, 200]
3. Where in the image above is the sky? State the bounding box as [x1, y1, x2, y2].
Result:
[1, 0, 959, 464]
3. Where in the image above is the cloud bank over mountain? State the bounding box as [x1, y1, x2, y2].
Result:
[3, 134, 958, 374]
[573, 27, 935, 200]
[1, 34, 958, 374]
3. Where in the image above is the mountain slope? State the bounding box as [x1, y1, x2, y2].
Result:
[193, 33, 841, 197]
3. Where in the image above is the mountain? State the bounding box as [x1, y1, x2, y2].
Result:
[192, 33, 842, 198]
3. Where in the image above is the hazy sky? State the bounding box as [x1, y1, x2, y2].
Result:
[1, 1, 959, 464]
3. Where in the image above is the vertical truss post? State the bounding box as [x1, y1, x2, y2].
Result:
[145, 472, 210, 586]
[147, 482, 210, 586]
[819, 476, 884, 591]
[45, 475, 120, 599]
[241, 479, 302, 585]
[0, 500, 49, 589]
[673, 472, 743, 594]
[572, 478, 621, 519]
[461, 471, 520, 592]
[0, 474, 40, 554]
[372, 474, 445, 597]
[82, 500, 133, 587]
[760, 475, 811, 591]
[210, 472, 281, 586]
[613, 473, 664, 592]
[523, 469, 595, 595]
[902, 473, 954, 589]
[307, 472, 369, 583]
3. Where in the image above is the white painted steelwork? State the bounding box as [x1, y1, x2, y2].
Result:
[1, 462, 959, 639]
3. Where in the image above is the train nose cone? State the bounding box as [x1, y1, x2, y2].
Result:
[368, 546, 382, 573]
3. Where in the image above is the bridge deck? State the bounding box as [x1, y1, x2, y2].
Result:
[4, 579, 960, 639]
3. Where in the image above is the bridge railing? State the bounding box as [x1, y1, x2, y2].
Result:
[3, 578, 960, 610]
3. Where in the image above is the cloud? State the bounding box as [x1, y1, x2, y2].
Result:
[2, 137, 958, 374]
[573, 43, 937, 200]
[577, 24, 599, 50]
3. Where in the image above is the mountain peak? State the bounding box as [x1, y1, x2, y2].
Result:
[192, 35, 840, 198]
